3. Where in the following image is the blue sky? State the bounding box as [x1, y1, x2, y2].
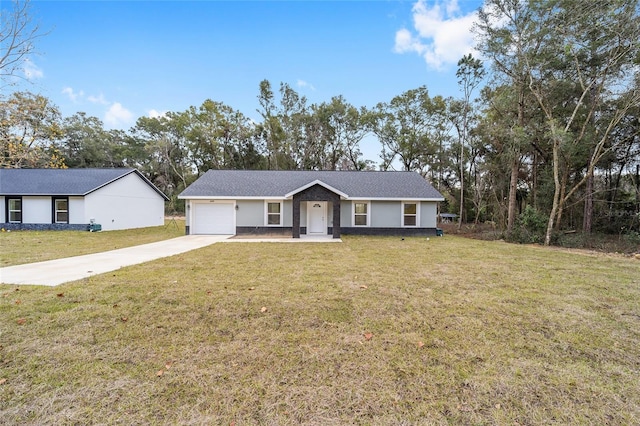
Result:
[12, 0, 484, 160]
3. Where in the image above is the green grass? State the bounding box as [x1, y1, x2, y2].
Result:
[1, 234, 639, 424]
[0, 219, 185, 267]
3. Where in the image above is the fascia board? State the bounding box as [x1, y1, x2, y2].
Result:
[347, 197, 445, 202]
[177, 195, 287, 200]
[284, 179, 349, 199]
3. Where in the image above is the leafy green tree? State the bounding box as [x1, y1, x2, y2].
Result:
[475, 0, 545, 233]
[59, 113, 122, 168]
[323, 96, 371, 170]
[132, 114, 192, 199]
[454, 54, 485, 228]
[256, 80, 288, 170]
[476, 0, 640, 244]
[372, 86, 446, 175]
[0, 91, 64, 168]
[182, 99, 260, 172]
[521, 0, 640, 244]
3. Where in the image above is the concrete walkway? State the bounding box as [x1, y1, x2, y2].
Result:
[0, 235, 231, 287]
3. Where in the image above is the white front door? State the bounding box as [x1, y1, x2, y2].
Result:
[307, 201, 327, 235]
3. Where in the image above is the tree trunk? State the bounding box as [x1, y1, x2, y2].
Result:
[583, 166, 593, 234]
[545, 139, 561, 246]
[532, 151, 538, 211]
[636, 165, 640, 216]
[555, 169, 568, 231]
[458, 142, 464, 230]
[507, 155, 519, 232]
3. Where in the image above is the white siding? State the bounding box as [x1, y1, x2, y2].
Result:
[84, 173, 165, 231]
[68, 197, 85, 224]
[0, 196, 4, 223]
[23, 196, 51, 224]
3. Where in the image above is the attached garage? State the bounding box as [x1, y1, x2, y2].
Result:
[191, 201, 235, 235]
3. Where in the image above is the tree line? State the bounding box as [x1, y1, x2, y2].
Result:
[1, 0, 639, 245]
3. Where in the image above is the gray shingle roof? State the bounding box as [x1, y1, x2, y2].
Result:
[179, 170, 444, 200]
[0, 168, 169, 200]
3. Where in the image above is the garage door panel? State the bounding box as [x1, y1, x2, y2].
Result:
[193, 202, 235, 234]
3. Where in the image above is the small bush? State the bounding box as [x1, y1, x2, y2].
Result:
[623, 230, 640, 247]
[507, 206, 547, 244]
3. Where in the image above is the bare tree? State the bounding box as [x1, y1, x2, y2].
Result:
[0, 0, 46, 86]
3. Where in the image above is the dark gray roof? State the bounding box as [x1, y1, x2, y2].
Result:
[179, 170, 443, 200]
[0, 168, 169, 200]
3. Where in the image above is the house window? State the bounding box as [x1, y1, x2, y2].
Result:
[54, 198, 69, 223]
[403, 202, 418, 227]
[266, 201, 282, 226]
[353, 201, 369, 226]
[8, 198, 22, 223]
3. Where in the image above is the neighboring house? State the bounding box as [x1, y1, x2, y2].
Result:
[178, 170, 444, 238]
[0, 168, 169, 231]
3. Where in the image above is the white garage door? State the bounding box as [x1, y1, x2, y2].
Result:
[192, 202, 235, 235]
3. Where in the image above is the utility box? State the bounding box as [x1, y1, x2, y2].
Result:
[436, 228, 444, 237]
[88, 223, 102, 232]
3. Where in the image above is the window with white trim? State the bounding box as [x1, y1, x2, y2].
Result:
[403, 202, 418, 227]
[54, 198, 69, 223]
[353, 201, 369, 226]
[266, 201, 282, 226]
[8, 198, 22, 223]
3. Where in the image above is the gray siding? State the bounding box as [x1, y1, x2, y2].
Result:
[237, 199, 293, 227]
[236, 200, 263, 226]
[420, 201, 438, 228]
[340, 201, 352, 226]
[283, 200, 293, 227]
[371, 201, 401, 227]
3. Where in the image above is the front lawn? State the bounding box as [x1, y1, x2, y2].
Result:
[0, 219, 185, 267]
[1, 236, 639, 424]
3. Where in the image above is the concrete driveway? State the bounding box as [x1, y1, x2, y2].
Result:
[0, 235, 231, 287]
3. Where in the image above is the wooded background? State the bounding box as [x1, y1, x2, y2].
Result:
[2, 0, 639, 245]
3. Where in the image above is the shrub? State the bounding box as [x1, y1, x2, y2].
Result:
[507, 206, 548, 244]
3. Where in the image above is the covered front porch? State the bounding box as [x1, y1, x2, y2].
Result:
[288, 181, 346, 239]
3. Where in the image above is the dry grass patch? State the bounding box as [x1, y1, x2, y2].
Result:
[0, 219, 185, 267]
[1, 235, 639, 424]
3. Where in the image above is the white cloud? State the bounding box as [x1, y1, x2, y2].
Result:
[88, 93, 109, 105]
[394, 0, 478, 70]
[23, 58, 44, 79]
[148, 109, 168, 119]
[297, 79, 316, 91]
[62, 87, 84, 103]
[104, 102, 134, 128]
[394, 28, 426, 55]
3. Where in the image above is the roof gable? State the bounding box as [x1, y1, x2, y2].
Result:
[179, 170, 443, 200]
[284, 179, 349, 199]
[0, 168, 169, 200]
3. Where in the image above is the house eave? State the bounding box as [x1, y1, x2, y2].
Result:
[178, 195, 287, 200]
[284, 179, 349, 199]
[349, 197, 445, 202]
[178, 195, 445, 202]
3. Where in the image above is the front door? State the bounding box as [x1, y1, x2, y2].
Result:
[307, 201, 327, 235]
